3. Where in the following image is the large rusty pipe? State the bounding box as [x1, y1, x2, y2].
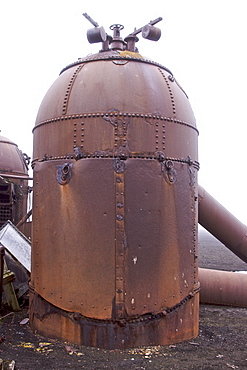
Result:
[198, 185, 247, 263]
[199, 268, 247, 307]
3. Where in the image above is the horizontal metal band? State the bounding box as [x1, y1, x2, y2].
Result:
[60, 54, 174, 76]
[32, 152, 200, 171]
[30, 283, 200, 325]
[33, 112, 199, 134]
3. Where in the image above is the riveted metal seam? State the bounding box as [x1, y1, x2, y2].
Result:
[62, 64, 84, 115]
[60, 55, 174, 76]
[33, 112, 199, 134]
[162, 120, 166, 153]
[31, 284, 200, 325]
[32, 154, 200, 171]
[158, 68, 176, 116]
[190, 165, 198, 286]
[114, 163, 126, 319]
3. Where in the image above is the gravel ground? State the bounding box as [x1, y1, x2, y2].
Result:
[0, 229, 246, 369]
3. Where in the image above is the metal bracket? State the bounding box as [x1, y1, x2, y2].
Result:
[164, 160, 176, 184]
[56, 163, 73, 185]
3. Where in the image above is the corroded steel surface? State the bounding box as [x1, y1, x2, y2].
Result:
[198, 185, 247, 263]
[31, 46, 199, 348]
[32, 158, 116, 318]
[29, 287, 199, 349]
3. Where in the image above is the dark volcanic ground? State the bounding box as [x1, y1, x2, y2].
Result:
[0, 229, 246, 369]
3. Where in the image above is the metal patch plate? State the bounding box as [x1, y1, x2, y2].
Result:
[124, 158, 197, 316]
[32, 159, 116, 319]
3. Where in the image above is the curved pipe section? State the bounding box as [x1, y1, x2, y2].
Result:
[198, 185, 247, 263]
[199, 268, 247, 307]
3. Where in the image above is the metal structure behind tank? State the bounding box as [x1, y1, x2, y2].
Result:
[30, 17, 200, 349]
[0, 135, 30, 230]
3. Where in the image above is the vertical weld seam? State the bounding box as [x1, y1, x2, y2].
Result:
[162, 118, 166, 154]
[73, 121, 77, 148]
[155, 120, 159, 151]
[81, 121, 84, 150]
[114, 168, 126, 318]
[191, 168, 197, 285]
[62, 64, 85, 116]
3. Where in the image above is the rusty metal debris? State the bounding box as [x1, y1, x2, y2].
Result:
[0, 221, 31, 310]
[0, 221, 31, 273]
[0, 359, 15, 370]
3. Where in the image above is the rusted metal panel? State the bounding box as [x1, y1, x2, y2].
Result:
[31, 154, 199, 343]
[124, 158, 197, 316]
[32, 158, 116, 319]
[33, 114, 198, 163]
[29, 287, 199, 349]
[164, 120, 198, 160]
[35, 66, 84, 123]
[34, 57, 197, 129]
[33, 113, 118, 162]
[67, 60, 173, 116]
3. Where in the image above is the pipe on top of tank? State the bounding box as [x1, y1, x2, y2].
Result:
[83, 13, 163, 52]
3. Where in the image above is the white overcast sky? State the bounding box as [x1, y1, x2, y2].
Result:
[1, 0, 247, 225]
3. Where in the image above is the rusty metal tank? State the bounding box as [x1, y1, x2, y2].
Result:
[30, 19, 200, 349]
[0, 135, 30, 229]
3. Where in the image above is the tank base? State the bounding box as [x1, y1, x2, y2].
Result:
[29, 288, 199, 349]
